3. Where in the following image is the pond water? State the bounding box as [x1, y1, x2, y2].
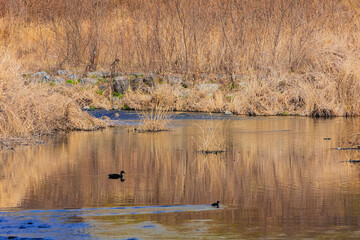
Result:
[1, 111, 360, 239]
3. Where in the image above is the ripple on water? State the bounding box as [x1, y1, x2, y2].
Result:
[0, 204, 221, 238]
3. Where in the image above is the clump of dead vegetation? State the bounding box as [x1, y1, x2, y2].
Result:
[131, 107, 173, 133]
[0, 50, 106, 148]
[193, 120, 228, 154]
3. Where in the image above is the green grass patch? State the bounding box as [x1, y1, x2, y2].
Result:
[122, 104, 131, 110]
[96, 89, 104, 95]
[129, 74, 137, 80]
[113, 91, 125, 99]
[66, 79, 79, 85]
[156, 78, 164, 84]
[230, 83, 237, 90]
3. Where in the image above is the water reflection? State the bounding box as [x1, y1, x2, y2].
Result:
[2, 116, 360, 237]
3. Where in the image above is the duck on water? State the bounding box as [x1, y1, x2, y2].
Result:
[108, 171, 125, 180]
[211, 201, 220, 208]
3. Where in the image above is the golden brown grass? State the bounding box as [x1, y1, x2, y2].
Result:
[51, 83, 112, 110]
[193, 120, 228, 154]
[118, 73, 360, 117]
[2, 1, 360, 116]
[0, 1, 355, 73]
[0, 50, 106, 143]
[132, 107, 173, 133]
[121, 85, 226, 113]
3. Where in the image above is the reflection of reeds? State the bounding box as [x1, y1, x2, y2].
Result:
[338, 119, 360, 161]
[3, 115, 360, 226]
[133, 107, 173, 133]
[193, 120, 228, 154]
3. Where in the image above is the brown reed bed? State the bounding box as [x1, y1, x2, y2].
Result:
[0, 50, 106, 148]
[1, 0, 360, 117]
[119, 75, 360, 117]
[0, 1, 353, 74]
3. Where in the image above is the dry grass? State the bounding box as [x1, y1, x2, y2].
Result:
[119, 73, 360, 117]
[1, 1, 360, 116]
[0, 50, 106, 143]
[50, 84, 112, 110]
[121, 85, 226, 113]
[193, 120, 228, 154]
[132, 107, 173, 133]
[0, 1, 355, 74]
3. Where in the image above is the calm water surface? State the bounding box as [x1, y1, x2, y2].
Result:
[1, 111, 360, 239]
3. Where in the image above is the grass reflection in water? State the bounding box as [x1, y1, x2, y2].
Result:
[2, 115, 360, 238]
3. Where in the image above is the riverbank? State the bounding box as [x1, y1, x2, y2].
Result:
[23, 69, 360, 117]
[2, 61, 360, 150]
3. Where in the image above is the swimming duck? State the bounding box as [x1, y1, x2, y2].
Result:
[108, 171, 125, 179]
[211, 201, 220, 208]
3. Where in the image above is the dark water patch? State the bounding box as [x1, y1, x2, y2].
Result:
[342, 160, 360, 163]
[2, 237, 47, 240]
[198, 150, 225, 154]
[87, 109, 243, 122]
[151, 211, 165, 214]
[37, 224, 50, 229]
[0, 214, 91, 239]
[142, 225, 156, 228]
[1, 209, 216, 239]
[335, 146, 360, 150]
[1, 205, 219, 222]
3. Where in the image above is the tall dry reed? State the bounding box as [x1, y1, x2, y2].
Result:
[0, 0, 353, 74]
[134, 107, 173, 133]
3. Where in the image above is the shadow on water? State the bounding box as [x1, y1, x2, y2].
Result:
[2, 112, 360, 238]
